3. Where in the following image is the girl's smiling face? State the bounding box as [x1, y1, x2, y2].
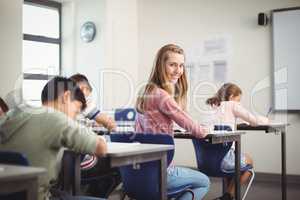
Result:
[165, 52, 184, 84]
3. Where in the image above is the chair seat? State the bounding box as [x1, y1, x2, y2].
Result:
[167, 184, 192, 198]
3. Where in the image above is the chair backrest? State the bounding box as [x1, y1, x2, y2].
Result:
[114, 108, 136, 122]
[110, 132, 174, 200]
[0, 151, 29, 199]
[192, 125, 233, 177]
[0, 151, 29, 166]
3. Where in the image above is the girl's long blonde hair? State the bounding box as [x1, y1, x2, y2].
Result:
[136, 44, 188, 113]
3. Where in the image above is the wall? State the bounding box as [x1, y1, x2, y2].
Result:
[102, 0, 139, 111]
[62, 0, 139, 112]
[62, 0, 106, 105]
[0, 0, 22, 98]
[137, 0, 300, 174]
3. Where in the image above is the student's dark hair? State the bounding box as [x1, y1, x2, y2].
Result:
[69, 73, 92, 92]
[206, 83, 242, 107]
[0, 97, 9, 113]
[41, 76, 87, 110]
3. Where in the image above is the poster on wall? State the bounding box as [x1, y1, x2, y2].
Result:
[185, 35, 232, 118]
[186, 34, 232, 89]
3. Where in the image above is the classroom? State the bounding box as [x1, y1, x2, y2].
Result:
[0, 0, 300, 200]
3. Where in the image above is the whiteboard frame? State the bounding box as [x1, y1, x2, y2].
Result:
[271, 7, 300, 112]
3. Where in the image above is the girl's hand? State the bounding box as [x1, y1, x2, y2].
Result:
[203, 126, 211, 137]
[257, 116, 269, 125]
[196, 125, 210, 138]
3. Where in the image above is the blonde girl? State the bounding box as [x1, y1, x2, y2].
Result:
[136, 44, 210, 200]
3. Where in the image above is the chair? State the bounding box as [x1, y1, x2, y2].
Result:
[110, 132, 194, 200]
[0, 151, 29, 166]
[0, 151, 29, 200]
[192, 125, 255, 200]
[114, 108, 136, 132]
[114, 108, 136, 122]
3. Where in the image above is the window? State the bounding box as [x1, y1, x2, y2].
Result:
[23, 0, 61, 106]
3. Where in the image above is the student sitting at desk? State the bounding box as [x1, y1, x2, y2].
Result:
[0, 77, 107, 200]
[135, 44, 210, 200]
[70, 73, 116, 131]
[70, 73, 120, 198]
[206, 82, 269, 200]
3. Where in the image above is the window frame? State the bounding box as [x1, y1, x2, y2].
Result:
[23, 0, 62, 81]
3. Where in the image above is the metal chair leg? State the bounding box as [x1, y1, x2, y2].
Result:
[242, 169, 255, 200]
[222, 178, 227, 195]
[120, 190, 127, 200]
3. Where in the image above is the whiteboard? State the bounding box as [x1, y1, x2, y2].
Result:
[272, 7, 300, 111]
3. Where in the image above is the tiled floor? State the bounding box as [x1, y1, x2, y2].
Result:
[204, 178, 300, 200]
[107, 178, 300, 200]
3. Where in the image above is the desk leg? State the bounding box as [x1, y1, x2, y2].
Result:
[74, 154, 81, 196]
[62, 151, 81, 195]
[281, 130, 287, 200]
[159, 152, 168, 200]
[235, 137, 241, 200]
[26, 178, 39, 200]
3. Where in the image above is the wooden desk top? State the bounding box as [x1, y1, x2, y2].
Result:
[0, 164, 45, 182]
[174, 131, 245, 139]
[174, 131, 245, 144]
[237, 123, 289, 132]
[106, 142, 174, 157]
